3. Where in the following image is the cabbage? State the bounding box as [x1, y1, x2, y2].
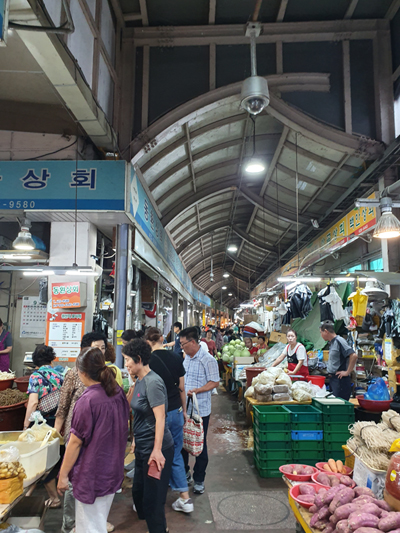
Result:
[235, 339, 241, 345]
[257, 348, 267, 356]
[229, 355, 234, 363]
[222, 345, 230, 353]
[240, 341, 245, 347]
[242, 349, 251, 357]
[230, 340, 236, 346]
[222, 354, 230, 362]
[228, 345, 236, 354]
[217, 352, 221, 357]
[233, 349, 242, 358]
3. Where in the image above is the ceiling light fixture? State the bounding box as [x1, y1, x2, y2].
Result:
[227, 244, 238, 253]
[12, 219, 35, 251]
[277, 277, 322, 283]
[222, 286, 227, 290]
[373, 198, 400, 239]
[228, 293, 233, 296]
[245, 113, 266, 174]
[223, 272, 229, 278]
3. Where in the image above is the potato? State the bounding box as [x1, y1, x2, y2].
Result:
[317, 506, 331, 520]
[317, 473, 331, 486]
[297, 494, 315, 504]
[358, 503, 382, 518]
[315, 486, 343, 509]
[329, 487, 355, 514]
[351, 529, 381, 533]
[314, 519, 330, 530]
[374, 500, 391, 512]
[281, 465, 293, 474]
[336, 519, 352, 533]
[377, 512, 400, 532]
[352, 496, 376, 507]
[340, 475, 354, 487]
[354, 487, 375, 498]
[330, 476, 340, 487]
[331, 503, 361, 524]
[309, 505, 318, 514]
[299, 484, 316, 495]
[323, 524, 335, 533]
[348, 512, 380, 531]
[304, 466, 315, 475]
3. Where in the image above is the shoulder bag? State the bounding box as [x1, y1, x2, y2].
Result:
[183, 392, 204, 457]
[37, 371, 62, 416]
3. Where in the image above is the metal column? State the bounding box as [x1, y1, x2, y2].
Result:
[114, 224, 129, 368]
[172, 291, 178, 339]
[183, 300, 188, 328]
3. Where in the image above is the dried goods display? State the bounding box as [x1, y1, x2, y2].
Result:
[0, 389, 28, 407]
[0, 371, 15, 381]
[0, 460, 26, 480]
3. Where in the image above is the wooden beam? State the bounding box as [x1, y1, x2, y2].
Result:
[373, 33, 395, 144]
[141, 45, 150, 130]
[276, 0, 289, 22]
[343, 40, 352, 134]
[124, 13, 143, 22]
[139, 0, 149, 26]
[209, 0, 216, 24]
[108, 0, 125, 27]
[385, 0, 400, 20]
[344, 0, 359, 20]
[276, 41, 283, 74]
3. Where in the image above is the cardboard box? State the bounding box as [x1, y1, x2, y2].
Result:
[383, 337, 400, 370]
[269, 331, 287, 344]
[323, 350, 329, 362]
[243, 314, 258, 325]
[281, 325, 290, 334]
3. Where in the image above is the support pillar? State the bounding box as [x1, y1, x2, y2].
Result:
[183, 300, 188, 328]
[114, 224, 130, 368]
[172, 291, 178, 339]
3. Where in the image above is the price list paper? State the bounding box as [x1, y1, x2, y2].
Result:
[20, 296, 46, 339]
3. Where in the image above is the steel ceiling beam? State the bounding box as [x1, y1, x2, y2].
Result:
[276, 0, 289, 22]
[187, 251, 265, 276]
[283, 140, 359, 174]
[344, 0, 359, 19]
[275, 163, 346, 193]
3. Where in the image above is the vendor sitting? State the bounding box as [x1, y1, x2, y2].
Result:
[254, 336, 268, 363]
[271, 329, 309, 377]
[244, 337, 258, 361]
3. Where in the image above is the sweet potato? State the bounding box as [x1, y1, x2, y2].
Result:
[352, 496, 376, 507]
[323, 524, 335, 533]
[336, 519, 351, 533]
[299, 484, 316, 495]
[304, 466, 315, 475]
[314, 520, 330, 531]
[330, 476, 340, 487]
[317, 473, 332, 486]
[311, 513, 322, 527]
[297, 495, 315, 504]
[380, 511, 389, 518]
[348, 512, 380, 531]
[281, 465, 293, 474]
[358, 503, 382, 518]
[379, 529, 400, 533]
[339, 475, 354, 487]
[374, 500, 391, 512]
[310, 505, 318, 514]
[329, 487, 355, 514]
[354, 488, 375, 498]
[318, 506, 331, 521]
[351, 529, 381, 533]
[329, 459, 338, 473]
[315, 486, 344, 508]
[336, 460, 344, 472]
[331, 503, 361, 524]
[377, 512, 400, 531]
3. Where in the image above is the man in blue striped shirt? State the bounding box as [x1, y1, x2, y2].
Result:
[180, 327, 219, 495]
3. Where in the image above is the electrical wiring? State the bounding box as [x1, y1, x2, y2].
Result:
[17, 277, 40, 295]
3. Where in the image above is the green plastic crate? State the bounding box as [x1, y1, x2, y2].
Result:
[254, 419, 291, 432]
[284, 404, 322, 422]
[254, 444, 292, 461]
[254, 425, 291, 442]
[253, 404, 291, 424]
[292, 440, 324, 451]
[254, 434, 292, 450]
[324, 430, 351, 443]
[323, 422, 352, 433]
[292, 448, 324, 460]
[325, 451, 345, 461]
[312, 398, 354, 416]
[254, 455, 288, 470]
[322, 413, 355, 424]
[292, 422, 323, 431]
[324, 441, 346, 452]
[255, 459, 282, 478]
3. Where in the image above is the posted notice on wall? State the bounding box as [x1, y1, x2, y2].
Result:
[45, 310, 85, 362]
[20, 296, 46, 338]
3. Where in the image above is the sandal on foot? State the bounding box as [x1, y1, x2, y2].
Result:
[45, 498, 61, 509]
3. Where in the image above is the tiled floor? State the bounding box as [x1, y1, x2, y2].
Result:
[26, 388, 296, 533]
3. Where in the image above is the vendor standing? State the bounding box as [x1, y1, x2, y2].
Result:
[0, 318, 12, 372]
[319, 321, 357, 401]
[271, 329, 309, 377]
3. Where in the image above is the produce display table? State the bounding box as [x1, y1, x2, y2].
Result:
[288, 490, 315, 533]
[246, 396, 312, 425]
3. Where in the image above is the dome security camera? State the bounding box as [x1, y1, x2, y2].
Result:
[240, 76, 270, 115]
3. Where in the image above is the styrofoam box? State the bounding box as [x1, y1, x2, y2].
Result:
[0, 441, 47, 488]
[316, 398, 345, 405]
[353, 456, 386, 499]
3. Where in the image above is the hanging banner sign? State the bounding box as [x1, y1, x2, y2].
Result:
[46, 310, 85, 362]
[51, 282, 82, 308]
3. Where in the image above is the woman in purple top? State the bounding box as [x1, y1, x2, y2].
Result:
[57, 347, 129, 533]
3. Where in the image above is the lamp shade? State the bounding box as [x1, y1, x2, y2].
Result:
[373, 211, 400, 239]
[12, 230, 35, 250]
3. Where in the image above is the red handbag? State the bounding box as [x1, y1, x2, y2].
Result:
[182, 393, 204, 457]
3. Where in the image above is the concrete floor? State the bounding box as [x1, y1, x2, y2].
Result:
[33, 388, 296, 533]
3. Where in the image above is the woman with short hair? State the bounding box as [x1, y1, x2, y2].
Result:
[123, 338, 174, 533]
[57, 347, 129, 533]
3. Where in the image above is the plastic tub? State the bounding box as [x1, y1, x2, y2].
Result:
[307, 375, 326, 388]
[284, 404, 322, 423]
[253, 404, 291, 424]
[46, 438, 60, 471]
[0, 401, 26, 432]
[278, 464, 318, 482]
[323, 430, 351, 443]
[0, 430, 23, 443]
[14, 376, 30, 393]
[291, 430, 323, 441]
[356, 395, 392, 412]
[311, 471, 356, 488]
[245, 367, 265, 387]
[289, 483, 324, 509]
[292, 440, 324, 451]
[254, 425, 290, 442]
[315, 461, 353, 476]
[312, 397, 354, 415]
[0, 378, 14, 391]
[0, 441, 47, 487]
[254, 434, 292, 451]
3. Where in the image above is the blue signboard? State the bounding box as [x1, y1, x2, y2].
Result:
[0, 161, 126, 211]
[0, 0, 7, 44]
[129, 169, 211, 307]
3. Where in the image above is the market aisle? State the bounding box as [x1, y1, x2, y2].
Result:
[43, 388, 296, 532]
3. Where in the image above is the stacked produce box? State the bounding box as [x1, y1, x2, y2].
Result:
[286, 405, 324, 466]
[253, 405, 292, 478]
[312, 398, 354, 462]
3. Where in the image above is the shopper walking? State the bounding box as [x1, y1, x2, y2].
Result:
[145, 327, 193, 513]
[0, 318, 12, 372]
[271, 329, 309, 377]
[204, 329, 217, 357]
[166, 321, 183, 357]
[215, 327, 224, 352]
[179, 327, 219, 494]
[122, 339, 174, 533]
[57, 347, 129, 533]
[320, 321, 357, 400]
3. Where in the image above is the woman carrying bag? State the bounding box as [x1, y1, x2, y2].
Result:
[122, 338, 174, 533]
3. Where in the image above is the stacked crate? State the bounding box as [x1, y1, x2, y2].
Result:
[285, 405, 324, 465]
[312, 398, 355, 461]
[253, 405, 292, 478]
